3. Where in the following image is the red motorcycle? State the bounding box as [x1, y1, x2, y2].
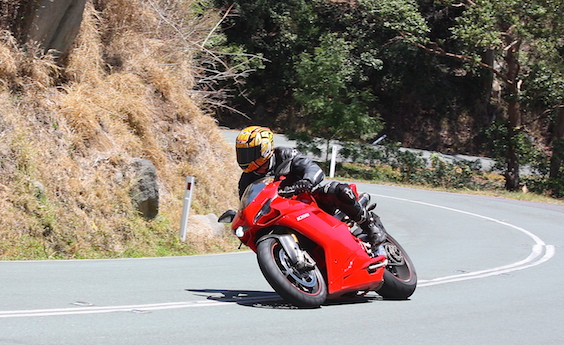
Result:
[219, 177, 416, 308]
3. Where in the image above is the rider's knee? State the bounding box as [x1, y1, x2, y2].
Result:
[326, 182, 357, 205]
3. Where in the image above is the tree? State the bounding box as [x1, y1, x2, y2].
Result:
[211, 0, 322, 124]
[450, 0, 563, 190]
[364, 0, 564, 191]
[214, 0, 563, 196]
[517, 29, 564, 195]
[550, 107, 564, 178]
[292, 33, 383, 159]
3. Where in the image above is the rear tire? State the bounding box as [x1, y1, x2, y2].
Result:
[376, 234, 417, 299]
[257, 237, 327, 308]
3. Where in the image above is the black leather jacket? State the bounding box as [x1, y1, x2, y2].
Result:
[238, 147, 325, 197]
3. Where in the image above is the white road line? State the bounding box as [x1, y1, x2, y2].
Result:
[372, 194, 555, 287]
[419, 245, 555, 287]
[0, 297, 285, 319]
[0, 300, 231, 318]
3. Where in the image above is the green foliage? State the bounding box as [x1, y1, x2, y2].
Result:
[359, 0, 429, 43]
[444, 0, 564, 109]
[426, 0, 564, 192]
[482, 119, 564, 198]
[338, 142, 488, 190]
[523, 137, 564, 198]
[449, 0, 563, 51]
[483, 121, 546, 171]
[524, 174, 564, 199]
[427, 153, 474, 189]
[292, 33, 383, 146]
[212, 0, 322, 108]
[522, 63, 564, 110]
[449, 1, 503, 52]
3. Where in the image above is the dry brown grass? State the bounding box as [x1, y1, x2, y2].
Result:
[0, 0, 240, 259]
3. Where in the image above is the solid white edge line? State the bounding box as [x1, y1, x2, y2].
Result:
[372, 194, 546, 246]
[419, 245, 555, 287]
[0, 297, 286, 319]
[372, 193, 555, 287]
[0, 300, 230, 318]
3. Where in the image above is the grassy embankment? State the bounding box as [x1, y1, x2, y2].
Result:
[0, 1, 240, 260]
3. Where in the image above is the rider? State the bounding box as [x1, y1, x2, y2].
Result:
[235, 125, 387, 249]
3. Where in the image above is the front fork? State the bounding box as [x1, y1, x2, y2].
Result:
[259, 233, 315, 271]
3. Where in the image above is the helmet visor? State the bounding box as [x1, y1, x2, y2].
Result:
[236, 146, 262, 167]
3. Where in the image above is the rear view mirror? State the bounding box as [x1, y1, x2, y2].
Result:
[218, 210, 236, 223]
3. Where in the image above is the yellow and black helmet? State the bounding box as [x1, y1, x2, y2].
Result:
[236, 126, 274, 173]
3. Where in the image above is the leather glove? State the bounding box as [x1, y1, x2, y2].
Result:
[278, 179, 313, 197]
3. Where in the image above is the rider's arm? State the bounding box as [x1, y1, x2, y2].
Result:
[275, 147, 325, 187]
[291, 154, 325, 187]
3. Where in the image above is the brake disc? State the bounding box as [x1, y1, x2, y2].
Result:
[384, 243, 405, 265]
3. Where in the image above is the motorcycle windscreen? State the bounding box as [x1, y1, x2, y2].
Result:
[240, 177, 273, 209]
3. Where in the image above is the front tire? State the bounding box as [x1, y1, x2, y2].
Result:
[257, 237, 327, 308]
[376, 234, 417, 299]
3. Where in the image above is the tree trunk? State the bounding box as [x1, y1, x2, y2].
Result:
[504, 39, 522, 191]
[482, 49, 496, 122]
[549, 106, 564, 179]
[505, 124, 520, 191]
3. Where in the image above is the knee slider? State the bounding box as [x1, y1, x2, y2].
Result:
[335, 183, 357, 205]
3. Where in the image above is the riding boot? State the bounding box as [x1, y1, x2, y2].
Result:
[358, 212, 387, 249]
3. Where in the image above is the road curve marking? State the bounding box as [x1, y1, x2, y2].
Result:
[0, 296, 284, 319]
[371, 194, 555, 287]
[0, 301, 231, 318]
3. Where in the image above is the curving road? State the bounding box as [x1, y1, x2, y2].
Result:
[1, 183, 563, 344]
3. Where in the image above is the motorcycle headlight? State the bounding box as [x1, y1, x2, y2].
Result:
[234, 226, 248, 237]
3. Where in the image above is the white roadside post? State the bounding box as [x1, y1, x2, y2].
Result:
[329, 145, 337, 178]
[179, 176, 195, 242]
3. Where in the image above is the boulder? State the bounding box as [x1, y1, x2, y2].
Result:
[129, 159, 159, 220]
[191, 214, 227, 236]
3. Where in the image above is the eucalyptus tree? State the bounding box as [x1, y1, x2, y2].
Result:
[447, 0, 563, 191]
[361, 0, 564, 191]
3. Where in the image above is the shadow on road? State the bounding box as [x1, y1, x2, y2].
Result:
[186, 289, 382, 309]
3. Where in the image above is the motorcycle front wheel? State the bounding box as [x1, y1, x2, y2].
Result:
[376, 234, 417, 299]
[257, 237, 327, 308]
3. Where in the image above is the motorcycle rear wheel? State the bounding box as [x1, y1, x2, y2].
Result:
[257, 237, 327, 308]
[376, 234, 417, 299]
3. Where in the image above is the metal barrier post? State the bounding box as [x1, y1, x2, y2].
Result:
[179, 176, 195, 242]
[329, 145, 337, 178]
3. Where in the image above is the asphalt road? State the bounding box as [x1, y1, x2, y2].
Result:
[1, 183, 562, 344]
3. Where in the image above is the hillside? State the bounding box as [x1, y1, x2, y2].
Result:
[0, 1, 240, 259]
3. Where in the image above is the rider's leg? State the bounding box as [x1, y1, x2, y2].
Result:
[358, 211, 387, 248]
[314, 182, 386, 248]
